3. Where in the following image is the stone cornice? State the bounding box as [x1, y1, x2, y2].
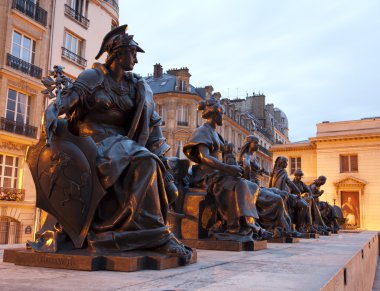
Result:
[270, 142, 315, 152]
[310, 133, 380, 143]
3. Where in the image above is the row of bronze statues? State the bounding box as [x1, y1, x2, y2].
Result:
[23, 25, 341, 270]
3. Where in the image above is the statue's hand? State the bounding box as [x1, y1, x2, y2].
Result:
[44, 103, 59, 146]
[226, 165, 243, 177]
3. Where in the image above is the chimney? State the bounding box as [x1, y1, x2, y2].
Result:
[153, 63, 163, 78]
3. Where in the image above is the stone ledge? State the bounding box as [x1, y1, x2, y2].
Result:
[0, 231, 377, 290]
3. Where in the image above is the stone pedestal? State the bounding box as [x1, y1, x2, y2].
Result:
[181, 188, 207, 240]
[321, 231, 332, 236]
[301, 233, 320, 239]
[268, 237, 300, 243]
[3, 248, 197, 271]
[182, 239, 267, 251]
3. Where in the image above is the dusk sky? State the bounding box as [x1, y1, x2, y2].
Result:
[119, 0, 380, 141]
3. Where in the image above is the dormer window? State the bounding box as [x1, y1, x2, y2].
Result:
[178, 80, 187, 92]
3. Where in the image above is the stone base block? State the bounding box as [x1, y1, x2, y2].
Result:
[3, 248, 197, 272]
[301, 233, 320, 239]
[268, 237, 300, 243]
[181, 239, 267, 251]
[332, 229, 340, 234]
[321, 231, 332, 236]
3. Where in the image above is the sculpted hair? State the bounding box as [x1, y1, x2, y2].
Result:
[197, 97, 222, 119]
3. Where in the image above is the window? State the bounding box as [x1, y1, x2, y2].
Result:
[178, 80, 187, 92]
[64, 31, 83, 56]
[290, 157, 301, 175]
[67, 0, 84, 13]
[11, 31, 36, 64]
[340, 154, 358, 173]
[196, 110, 203, 127]
[176, 105, 188, 126]
[6, 89, 31, 124]
[0, 154, 19, 189]
[157, 104, 166, 126]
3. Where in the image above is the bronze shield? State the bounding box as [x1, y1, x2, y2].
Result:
[27, 119, 106, 248]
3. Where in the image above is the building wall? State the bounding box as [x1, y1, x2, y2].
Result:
[0, 0, 54, 243]
[50, 0, 118, 77]
[154, 92, 200, 157]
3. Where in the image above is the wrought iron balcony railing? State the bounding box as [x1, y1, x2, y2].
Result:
[61, 47, 87, 67]
[103, 0, 119, 11]
[0, 117, 38, 139]
[6, 53, 42, 79]
[64, 4, 90, 28]
[12, 0, 47, 26]
[0, 187, 25, 202]
[177, 121, 189, 126]
[258, 144, 273, 157]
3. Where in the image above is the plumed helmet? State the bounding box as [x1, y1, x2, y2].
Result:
[95, 24, 144, 60]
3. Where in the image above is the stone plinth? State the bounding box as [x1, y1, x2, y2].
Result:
[182, 239, 267, 251]
[3, 248, 197, 272]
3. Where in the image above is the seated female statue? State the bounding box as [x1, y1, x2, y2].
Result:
[237, 135, 295, 237]
[183, 97, 274, 240]
[31, 25, 192, 263]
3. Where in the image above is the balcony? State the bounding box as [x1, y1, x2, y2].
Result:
[0, 187, 25, 202]
[258, 144, 273, 157]
[12, 0, 47, 27]
[61, 47, 87, 67]
[0, 117, 38, 139]
[177, 121, 189, 126]
[64, 4, 90, 29]
[6, 53, 42, 79]
[103, 0, 119, 11]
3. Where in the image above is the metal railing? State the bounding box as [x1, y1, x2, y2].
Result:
[258, 144, 273, 157]
[0, 218, 22, 244]
[61, 47, 87, 67]
[64, 4, 90, 28]
[103, 0, 119, 11]
[0, 117, 38, 139]
[177, 121, 189, 126]
[0, 188, 25, 202]
[6, 53, 42, 79]
[12, 0, 47, 26]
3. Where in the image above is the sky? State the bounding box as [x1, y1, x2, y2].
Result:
[119, 0, 380, 141]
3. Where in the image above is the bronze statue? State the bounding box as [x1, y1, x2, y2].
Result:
[269, 156, 307, 237]
[27, 25, 192, 264]
[237, 135, 262, 184]
[183, 97, 272, 241]
[292, 169, 320, 233]
[237, 136, 293, 238]
[309, 176, 340, 232]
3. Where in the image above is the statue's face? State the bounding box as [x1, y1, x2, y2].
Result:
[249, 141, 258, 153]
[282, 158, 288, 168]
[119, 47, 138, 71]
[294, 175, 302, 181]
[318, 178, 326, 186]
[214, 105, 224, 126]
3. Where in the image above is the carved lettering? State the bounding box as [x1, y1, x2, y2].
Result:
[38, 255, 73, 266]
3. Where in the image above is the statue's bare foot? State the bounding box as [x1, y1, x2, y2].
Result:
[156, 236, 192, 265]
